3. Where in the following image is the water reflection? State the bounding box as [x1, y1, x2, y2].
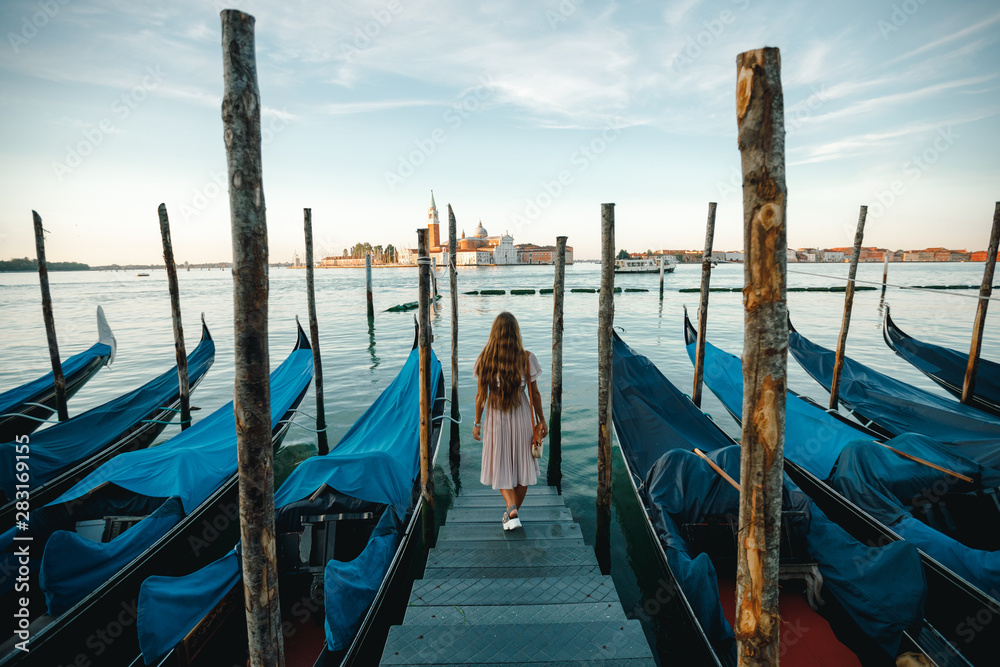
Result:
[367, 315, 380, 372]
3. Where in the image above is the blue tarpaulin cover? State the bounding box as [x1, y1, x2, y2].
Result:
[0, 335, 214, 500]
[137, 346, 441, 662]
[0, 341, 112, 422]
[613, 333, 927, 656]
[885, 307, 1000, 411]
[694, 331, 1000, 598]
[789, 327, 1000, 470]
[35, 340, 313, 615]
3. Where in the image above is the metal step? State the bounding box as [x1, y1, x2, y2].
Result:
[437, 521, 582, 543]
[403, 601, 628, 625]
[432, 538, 587, 549]
[380, 620, 655, 665]
[445, 506, 574, 524]
[449, 494, 567, 509]
[457, 485, 559, 497]
[408, 575, 621, 607]
[425, 545, 599, 570]
[425, 565, 603, 579]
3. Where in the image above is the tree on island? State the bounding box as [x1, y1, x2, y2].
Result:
[0, 257, 89, 272]
[616, 249, 629, 260]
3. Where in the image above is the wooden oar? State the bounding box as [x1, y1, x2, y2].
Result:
[693, 448, 740, 491]
[875, 441, 974, 483]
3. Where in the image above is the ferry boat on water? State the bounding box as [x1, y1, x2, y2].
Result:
[614, 257, 676, 274]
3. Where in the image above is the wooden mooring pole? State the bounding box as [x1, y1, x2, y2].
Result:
[304, 208, 328, 455]
[736, 47, 787, 666]
[659, 254, 665, 299]
[829, 205, 868, 410]
[882, 253, 889, 286]
[447, 205, 460, 465]
[692, 202, 718, 408]
[220, 10, 283, 667]
[365, 253, 375, 320]
[548, 236, 568, 488]
[158, 204, 191, 429]
[32, 211, 68, 422]
[597, 205, 615, 510]
[962, 202, 1000, 405]
[417, 228, 434, 507]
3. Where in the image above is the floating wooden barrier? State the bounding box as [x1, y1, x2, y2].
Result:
[571, 287, 595, 293]
[510, 288, 536, 295]
[480, 289, 505, 295]
[386, 294, 441, 312]
[624, 288, 648, 292]
[540, 288, 554, 294]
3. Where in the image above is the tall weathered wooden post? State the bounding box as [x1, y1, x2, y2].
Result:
[692, 202, 718, 408]
[963, 202, 1000, 405]
[659, 254, 665, 299]
[597, 205, 615, 507]
[447, 205, 460, 466]
[417, 228, 434, 507]
[158, 204, 191, 430]
[32, 211, 68, 422]
[829, 205, 868, 410]
[303, 208, 328, 455]
[548, 236, 568, 487]
[365, 253, 375, 320]
[736, 47, 787, 666]
[220, 10, 283, 667]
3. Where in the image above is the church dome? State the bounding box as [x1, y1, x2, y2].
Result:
[475, 220, 488, 238]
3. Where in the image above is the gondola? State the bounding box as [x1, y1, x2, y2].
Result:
[0, 317, 215, 526]
[613, 330, 934, 666]
[133, 328, 445, 667]
[884, 305, 1000, 418]
[788, 318, 1000, 471]
[0, 322, 314, 666]
[683, 312, 1000, 666]
[0, 306, 116, 442]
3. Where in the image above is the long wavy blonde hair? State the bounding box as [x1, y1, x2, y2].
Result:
[475, 312, 527, 411]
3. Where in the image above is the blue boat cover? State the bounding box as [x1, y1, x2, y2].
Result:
[789, 328, 1000, 470]
[885, 308, 1000, 410]
[137, 346, 442, 662]
[0, 341, 112, 419]
[613, 334, 927, 656]
[0, 336, 214, 500]
[693, 331, 1000, 597]
[36, 342, 313, 615]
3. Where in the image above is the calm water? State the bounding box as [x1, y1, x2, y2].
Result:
[3, 261, 1000, 663]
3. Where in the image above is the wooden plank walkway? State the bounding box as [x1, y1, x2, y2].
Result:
[380, 486, 656, 665]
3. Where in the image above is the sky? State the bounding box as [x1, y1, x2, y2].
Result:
[0, 0, 998, 264]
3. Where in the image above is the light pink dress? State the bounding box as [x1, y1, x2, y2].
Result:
[475, 351, 542, 490]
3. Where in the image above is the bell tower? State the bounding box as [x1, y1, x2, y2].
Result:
[428, 190, 441, 249]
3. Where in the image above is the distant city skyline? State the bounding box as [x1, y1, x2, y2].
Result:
[0, 1, 997, 265]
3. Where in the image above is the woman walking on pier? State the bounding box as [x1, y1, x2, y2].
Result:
[473, 312, 547, 530]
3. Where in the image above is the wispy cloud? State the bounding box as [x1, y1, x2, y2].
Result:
[886, 10, 1000, 65]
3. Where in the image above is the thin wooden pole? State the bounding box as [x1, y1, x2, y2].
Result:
[304, 208, 328, 455]
[829, 205, 868, 410]
[597, 204, 615, 510]
[447, 205, 460, 464]
[431, 257, 439, 300]
[963, 202, 1000, 404]
[736, 46, 786, 666]
[692, 202, 718, 408]
[548, 236, 568, 488]
[365, 253, 375, 320]
[882, 253, 889, 286]
[158, 204, 191, 430]
[694, 448, 740, 491]
[417, 228, 434, 507]
[32, 211, 68, 422]
[220, 10, 283, 667]
[659, 254, 665, 299]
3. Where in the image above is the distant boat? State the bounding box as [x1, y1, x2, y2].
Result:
[136, 273, 149, 277]
[614, 257, 675, 274]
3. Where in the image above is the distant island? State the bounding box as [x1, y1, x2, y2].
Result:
[0, 257, 89, 272]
